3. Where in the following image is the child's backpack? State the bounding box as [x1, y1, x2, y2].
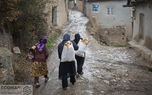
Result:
[26, 45, 36, 62]
[61, 41, 75, 62]
[75, 39, 89, 57]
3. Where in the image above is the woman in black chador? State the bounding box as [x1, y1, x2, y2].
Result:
[58, 34, 78, 90]
[73, 33, 85, 76]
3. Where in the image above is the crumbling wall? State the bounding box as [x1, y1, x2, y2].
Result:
[88, 24, 128, 46]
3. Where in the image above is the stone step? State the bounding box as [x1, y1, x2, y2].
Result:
[129, 41, 152, 64]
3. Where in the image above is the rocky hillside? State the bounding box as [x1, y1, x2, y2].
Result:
[0, 0, 61, 84]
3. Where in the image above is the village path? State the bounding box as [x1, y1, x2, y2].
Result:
[33, 10, 152, 95]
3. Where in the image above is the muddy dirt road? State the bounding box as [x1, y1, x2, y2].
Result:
[33, 10, 152, 95]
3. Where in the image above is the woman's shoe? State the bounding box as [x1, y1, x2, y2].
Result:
[45, 77, 49, 83]
[63, 87, 67, 90]
[76, 74, 80, 78]
[80, 72, 84, 75]
[35, 83, 40, 88]
[71, 82, 75, 85]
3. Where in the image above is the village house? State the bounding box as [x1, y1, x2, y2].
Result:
[46, 0, 69, 29]
[124, 0, 152, 63]
[84, 0, 132, 46]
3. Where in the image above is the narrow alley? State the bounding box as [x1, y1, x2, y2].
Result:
[33, 10, 152, 95]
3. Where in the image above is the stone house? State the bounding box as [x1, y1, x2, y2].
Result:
[124, 0, 152, 63]
[84, 0, 132, 46]
[46, 0, 69, 29]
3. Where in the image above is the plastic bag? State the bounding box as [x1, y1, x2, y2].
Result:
[26, 45, 36, 62]
[75, 39, 89, 57]
[61, 41, 75, 62]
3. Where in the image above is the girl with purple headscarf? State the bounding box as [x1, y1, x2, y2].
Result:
[37, 36, 47, 52]
[31, 36, 49, 88]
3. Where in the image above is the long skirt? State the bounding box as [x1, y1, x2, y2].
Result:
[31, 61, 48, 77]
[59, 61, 76, 80]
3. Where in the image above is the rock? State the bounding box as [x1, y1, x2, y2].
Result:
[90, 32, 95, 35]
[124, 70, 128, 72]
[0, 47, 14, 84]
[125, 74, 129, 77]
[13, 47, 21, 54]
[0, 48, 12, 57]
[112, 79, 117, 82]
[103, 80, 110, 85]
[123, 80, 127, 83]
[2, 70, 7, 74]
[100, 91, 104, 93]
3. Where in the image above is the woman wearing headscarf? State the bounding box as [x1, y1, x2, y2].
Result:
[31, 36, 49, 88]
[58, 34, 78, 90]
[73, 33, 85, 76]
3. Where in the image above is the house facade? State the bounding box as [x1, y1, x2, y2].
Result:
[85, 0, 132, 46]
[46, 0, 69, 29]
[125, 0, 152, 62]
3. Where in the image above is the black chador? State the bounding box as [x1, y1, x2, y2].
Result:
[58, 34, 78, 90]
[73, 33, 85, 75]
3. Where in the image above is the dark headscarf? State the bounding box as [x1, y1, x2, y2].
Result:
[63, 34, 70, 41]
[37, 36, 48, 52]
[58, 34, 70, 60]
[73, 33, 81, 44]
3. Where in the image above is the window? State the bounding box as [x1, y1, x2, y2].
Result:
[92, 3, 100, 13]
[107, 8, 113, 15]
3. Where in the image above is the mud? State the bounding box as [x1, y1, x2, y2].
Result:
[33, 10, 152, 95]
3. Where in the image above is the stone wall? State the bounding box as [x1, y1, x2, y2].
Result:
[87, 23, 128, 46]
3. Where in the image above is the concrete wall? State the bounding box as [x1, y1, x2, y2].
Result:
[86, 1, 131, 34]
[69, 0, 84, 12]
[133, 3, 152, 50]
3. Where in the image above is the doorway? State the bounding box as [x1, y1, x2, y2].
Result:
[138, 13, 144, 40]
[52, 6, 57, 26]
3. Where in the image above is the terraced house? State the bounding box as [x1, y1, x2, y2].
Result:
[46, 0, 69, 28]
[84, 0, 132, 46]
[124, 0, 152, 63]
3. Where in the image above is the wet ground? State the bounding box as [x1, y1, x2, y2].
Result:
[33, 10, 152, 95]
